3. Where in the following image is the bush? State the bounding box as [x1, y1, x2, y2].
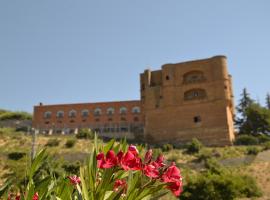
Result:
[246, 146, 260, 155]
[45, 138, 60, 147]
[76, 128, 94, 139]
[0, 111, 32, 121]
[263, 141, 270, 150]
[181, 172, 262, 200]
[8, 152, 26, 160]
[186, 138, 203, 154]
[65, 139, 76, 148]
[62, 161, 80, 175]
[234, 135, 259, 145]
[196, 149, 212, 162]
[162, 143, 174, 152]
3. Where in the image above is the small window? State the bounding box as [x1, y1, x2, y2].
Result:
[108, 118, 113, 121]
[44, 111, 52, 119]
[95, 118, 100, 122]
[183, 71, 206, 84]
[56, 111, 64, 118]
[69, 110, 77, 118]
[121, 117, 126, 121]
[70, 120, 75, 123]
[82, 119, 86, 122]
[94, 108, 102, 116]
[132, 106, 140, 114]
[194, 116, 201, 123]
[81, 109, 89, 117]
[134, 117, 139, 122]
[119, 107, 127, 114]
[141, 84, 145, 90]
[107, 107, 115, 115]
[184, 89, 207, 101]
[45, 121, 50, 125]
[166, 75, 170, 80]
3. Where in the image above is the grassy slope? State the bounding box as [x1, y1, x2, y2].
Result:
[0, 128, 270, 199]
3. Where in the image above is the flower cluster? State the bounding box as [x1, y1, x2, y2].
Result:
[7, 192, 38, 200]
[96, 145, 183, 197]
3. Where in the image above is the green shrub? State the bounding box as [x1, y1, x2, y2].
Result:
[62, 161, 80, 175]
[263, 141, 270, 150]
[0, 111, 32, 121]
[65, 139, 76, 148]
[15, 126, 29, 132]
[8, 152, 26, 160]
[45, 138, 60, 147]
[234, 135, 259, 145]
[246, 146, 260, 155]
[181, 172, 262, 200]
[258, 134, 270, 144]
[162, 143, 174, 152]
[76, 128, 94, 139]
[186, 138, 203, 154]
[197, 149, 212, 162]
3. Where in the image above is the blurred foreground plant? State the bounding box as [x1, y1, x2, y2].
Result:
[0, 135, 183, 200]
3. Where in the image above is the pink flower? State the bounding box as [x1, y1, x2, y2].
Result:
[32, 192, 39, 200]
[113, 179, 127, 192]
[68, 175, 81, 185]
[153, 155, 165, 168]
[120, 151, 142, 170]
[128, 145, 139, 156]
[15, 194, 20, 200]
[161, 162, 181, 182]
[144, 149, 152, 164]
[143, 163, 159, 178]
[97, 150, 118, 169]
[167, 180, 183, 197]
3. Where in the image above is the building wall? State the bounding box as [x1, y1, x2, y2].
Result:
[32, 100, 143, 137]
[140, 55, 235, 146]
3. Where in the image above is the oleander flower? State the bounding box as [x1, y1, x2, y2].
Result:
[161, 162, 181, 182]
[113, 179, 127, 192]
[32, 192, 39, 200]
[68, 175, 81, 185]
[144, 149, 153, 164]
[120, 151, 142, 170]
[97, 150, 118, 169]
[167, 180, 182, 197]
[128, 145, 139, 156]
[143, 163, 159, 178]
[153, 155, 165, 168]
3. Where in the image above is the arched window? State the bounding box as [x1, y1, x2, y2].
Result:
[132, 106, 141, 114]
[44, 111, 52, 119]
[94, 108, 102, 116]
[183, 71, 205, 84]
[56, 111, 64, 118]
[81, 109, 89, 117]
[184, 89, 207, 101]
[69, 110, 77, 118]
[119, 107, 127, 114]
[107, 107, 115, 115]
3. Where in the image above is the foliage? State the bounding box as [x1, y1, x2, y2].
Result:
[76, 128, 94, 139]
[45, 138, 60, 147]
[0, 110, 32, 121]
[263, 141, 270, 150]
[162, 143, 174, 152]
[62, 161, 80, 175]
[186, 138, 203, 154]
[65, 139, 77, 148]
[246, 146, 260, 155]
[1, 136, 183, 200]
[266, 93, 270, 110]
[7, 152, 26, 160]
[234, 135, 259, 146]
[257, 134, 270, 143]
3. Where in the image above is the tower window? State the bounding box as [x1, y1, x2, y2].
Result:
[166, 75, 170, 80]
[194, 116, 201, 123]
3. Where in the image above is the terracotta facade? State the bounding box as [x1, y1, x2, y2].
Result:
[33, 55, 235, 146]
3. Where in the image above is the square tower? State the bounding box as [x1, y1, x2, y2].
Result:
[140, 56, 235, 146]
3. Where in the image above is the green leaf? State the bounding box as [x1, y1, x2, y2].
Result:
[103, 139, 115, 154]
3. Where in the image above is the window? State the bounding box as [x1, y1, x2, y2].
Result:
[45, 121, 50, 125]
[132, 106, 140, 114]
[44, 111, 52, 119]
[121, 117, 126, 121]
[69, 110, 77, 118]
[184, 89, 207, 101]
[95, 118, 100, 122]
[81, 109, 89, 117]
[119, 107, 127, 114]
[94, 108, 102, 116]
[141, 84, 145, 90]
[108, 118, 113, 121]
[134, 117, 139, 122]
[166, 75, 170, 80]
[183, 71, 206, 84]
[107, 107, 115, 115]
[194, 116, 202, 123]
[70, 119, 75, 123]
[56, 111, 64, 118]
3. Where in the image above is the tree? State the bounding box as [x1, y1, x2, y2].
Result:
[235, 88, 254, 131]
[266, 93, 270, 110]
[239, 103, 270, 135]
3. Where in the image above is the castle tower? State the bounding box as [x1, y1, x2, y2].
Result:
[140, 56, 235, 146]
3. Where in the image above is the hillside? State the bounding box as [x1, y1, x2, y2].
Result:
[0, 128, 270, 199]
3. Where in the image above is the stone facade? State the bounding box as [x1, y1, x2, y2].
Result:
[32, 55, 235, 146]
[140, 55, 235, 146]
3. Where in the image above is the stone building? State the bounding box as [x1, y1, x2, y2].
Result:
[33, 55, 235, 146]
[140, 55, 235, 146]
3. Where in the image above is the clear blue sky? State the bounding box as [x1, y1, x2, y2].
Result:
[0, 0, 269, 113]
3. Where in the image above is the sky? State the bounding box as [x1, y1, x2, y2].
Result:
[0, 0, 269, 113]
